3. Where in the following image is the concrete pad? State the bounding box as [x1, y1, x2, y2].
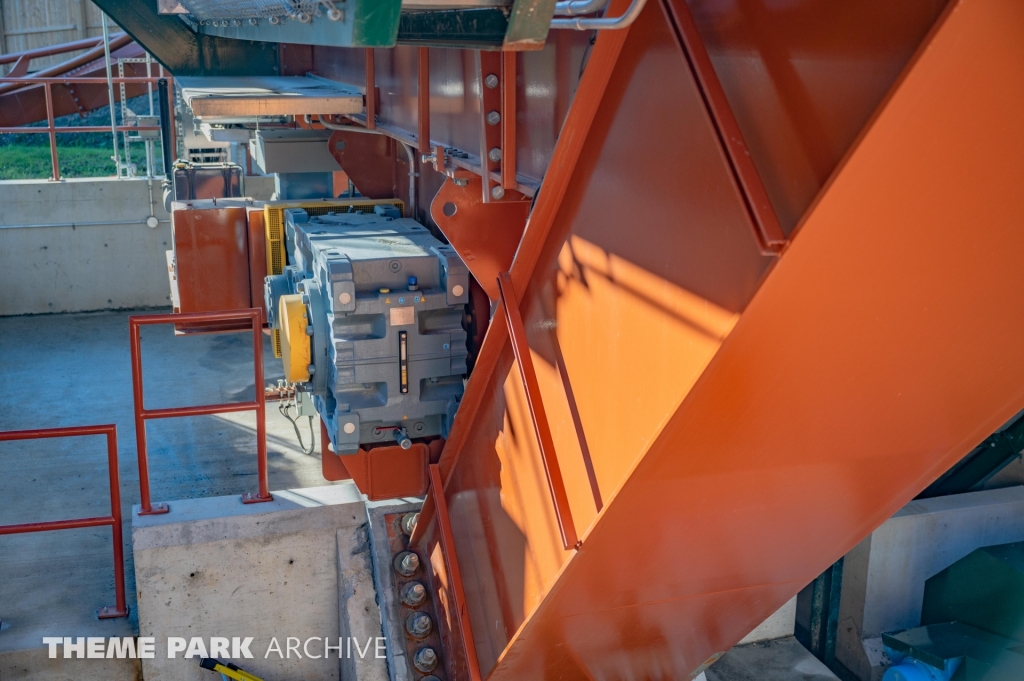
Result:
[706, 637, 839, 681]
[338, 526, 389, 681]
[738, 597, 796, 645]
[836, 485, 1024, 681]
[132, 483, 371, 681]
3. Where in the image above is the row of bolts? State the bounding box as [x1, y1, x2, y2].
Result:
[394, 512, 443, 678]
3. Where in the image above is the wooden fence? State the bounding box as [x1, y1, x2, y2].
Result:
[0, 0, 109, 73]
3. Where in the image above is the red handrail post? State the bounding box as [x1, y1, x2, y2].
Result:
[0, 425, 128, 619]
[43, 82, 59, 182]
[130, 309, 272, 514]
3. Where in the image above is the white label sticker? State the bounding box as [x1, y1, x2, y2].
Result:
[390, 306, 414, 326]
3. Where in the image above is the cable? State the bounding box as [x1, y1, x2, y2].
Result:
[278, 399, 316, 455]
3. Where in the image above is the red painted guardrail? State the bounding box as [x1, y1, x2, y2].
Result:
[130, 309, 272, 515]
[0, 424, 128, 618]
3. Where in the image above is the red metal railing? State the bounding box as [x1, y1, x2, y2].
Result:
[130, 309, 272, 515]
[0, 75, 171, 182]
[0, 424, 128, 619]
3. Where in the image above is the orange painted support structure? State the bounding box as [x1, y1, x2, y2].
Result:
[412, 0, 1024, 678]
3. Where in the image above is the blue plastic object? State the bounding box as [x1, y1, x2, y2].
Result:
[882, 658, 957, 681]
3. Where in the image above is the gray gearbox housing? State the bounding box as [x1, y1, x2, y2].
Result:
[264, 207, 470, 454]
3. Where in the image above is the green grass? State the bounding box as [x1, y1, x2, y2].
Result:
[0, 144, 117, 180]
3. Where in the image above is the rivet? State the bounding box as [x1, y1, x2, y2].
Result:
[452, 284, 464, 297]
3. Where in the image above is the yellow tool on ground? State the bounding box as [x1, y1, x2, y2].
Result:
[199, 657, 265, 681]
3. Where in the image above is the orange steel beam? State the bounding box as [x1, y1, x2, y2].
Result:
[428, 464, 483, 681]
[365, 48, 376, 130]
[501, 51, 517, 190]
[498, 271, 579, 550]
[417, 47, 430, 152]
[542, 0, 1021, 677]
[661, 0, 787, 255]
[420, 0, 1024, 678]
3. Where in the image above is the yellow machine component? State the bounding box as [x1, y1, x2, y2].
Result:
[264, 198, 404, 357]
[200, 658, 264, 681]
[279, 294, 311, 383]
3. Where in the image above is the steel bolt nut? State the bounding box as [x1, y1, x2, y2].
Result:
[486, 111, 501, 126]
[401, 512, 420, 535]
[328, 8, 344, 21]
[491, 185, 505, 200]
[405, 611, 433, 638]
[488, 147, 502, 162]
[484, 73, 499, 89]
[269, 15, 281, 24]
[413, 647, 438, 673]
[394, 551, 420, 577]
[400, 581, 427, 606]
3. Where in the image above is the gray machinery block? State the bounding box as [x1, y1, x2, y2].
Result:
[265, 207, 470, 455]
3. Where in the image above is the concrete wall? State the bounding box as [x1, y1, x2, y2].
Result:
[836, 485, 1024, 681]
[0, 175, 276, 316]
[132, 483, 387, 681]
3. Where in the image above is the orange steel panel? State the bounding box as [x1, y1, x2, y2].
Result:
[686, 0, 952, 234]
[245, 206, 268, 321]
[429, 177, 530, 302]
[171, 200, 252, 332]
[422, 0, 1024, 678]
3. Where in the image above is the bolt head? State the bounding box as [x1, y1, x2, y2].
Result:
[395, 551, 420, 576]
[401, 581, 427, 606]
[328, 8, 343, 20]
[401, 512, 420, 535]
[269, 15, 280, 24]
[486, 111, 501, 126]
[406, 612, 433, 638]
[484, 73, 499, 89]
[343, 422, 356, 435]
[491, 185, 505, 200]
[413, 647, 438, 673]
[249, 17, 258, 25]
[338, 291, 351, 304]
[488, 147, 502, 162]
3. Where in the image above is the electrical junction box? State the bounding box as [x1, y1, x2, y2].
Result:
[265, 207, 470, 455]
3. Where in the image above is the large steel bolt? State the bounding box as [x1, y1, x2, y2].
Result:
[406, 611, 433, 638]
[394, 551, 420, 576]
[401, 512, 419, 535]
[487, 111, 501, 126]
[413, 647, 438, 673]
[491, 185, 505, 200]
[484, 74, 499, 89]
[401, 581, 427, 606]
[488, 147, 502, 162]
